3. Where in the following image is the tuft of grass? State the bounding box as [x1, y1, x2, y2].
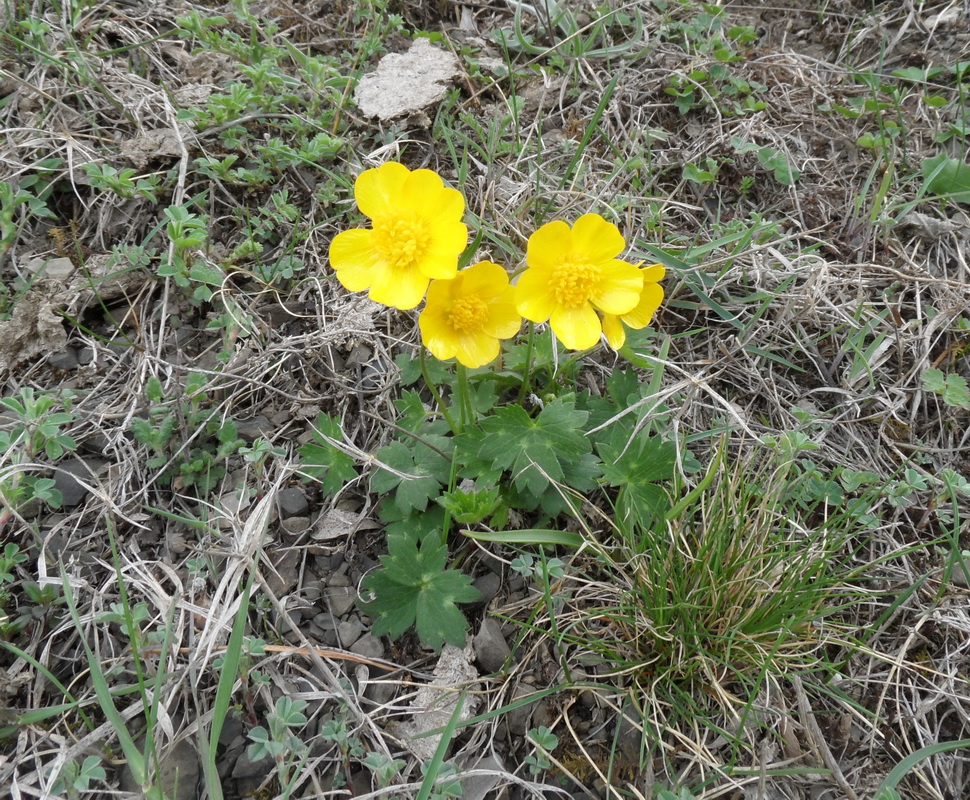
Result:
[537, 441, 879, 769]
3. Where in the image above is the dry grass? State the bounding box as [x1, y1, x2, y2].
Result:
[1, 0, 969, 798]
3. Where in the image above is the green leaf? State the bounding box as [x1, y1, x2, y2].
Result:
[393, 390, 429, 431]
[370, 436, 452, 514]
[597, 423, 677, 524]
[360, 531, 479, 651]
[921, 153, 970, 204]
[922, 368, 970, 408]
[476, 398, 592, 497]
[297, 413, 358, 495]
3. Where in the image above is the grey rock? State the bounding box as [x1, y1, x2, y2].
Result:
[503, 684, 537, 737]
[280, 516, 309, 539]
[460, 754, 506, 800]
[471, 572, 501, 607]
[364, 676, 397, 707]
[350, 634, 384, 660]
[277, 487, 309, 518]
[473, 618, 511, 673]
[337, 618, 364, 647]
[54, 457, 107, 508]
[48, 347, 79, 371]
[326, 585, 357, 616]
[264, 548, 300, 596]
[77, 346, 94, 365]
[328, 573, 351, 587]
[121, 737, 201, 800]
[235, 415, 272, 443]
[302, 580, 325, 604]
[78, 431, 110, 456]
[26, 256, 74, 280]
[232, 746, 274, 779]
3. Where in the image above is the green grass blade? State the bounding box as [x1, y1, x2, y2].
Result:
[415, 692, 466, 800]
[873, 739, 970, 799]
[460, 528, 584, 547]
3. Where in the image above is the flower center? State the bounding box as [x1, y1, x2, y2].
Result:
[552, 259, 600, 308]
[374, 216, 431, 271]
[448, 295, 488, 333]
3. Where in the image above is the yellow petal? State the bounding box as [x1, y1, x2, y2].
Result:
[462, 261, 510, 298]
[419, 219, 468, 279]
[622, 283, 664, 329]
[590, 259, 643, 315]
[404, 171, 465, 223]
[550, 303, 601, 350]
[419, 307, 459, 361]
[602, 313, 626, 349]
[355, 162, 410, 219]
[456, 329, 500, 369]
[329, 229, 380, 291]
[370, 264, 429, 310]
[571, 213, 625, 263]
[515, 269, 557, 322]
[484, 291, 521, 339]
[526, 220, 572, 270]
[640, 263, 666, 283]
[425, 275, 458, 306]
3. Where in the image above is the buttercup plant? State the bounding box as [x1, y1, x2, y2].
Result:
[321, 160, 670, 650]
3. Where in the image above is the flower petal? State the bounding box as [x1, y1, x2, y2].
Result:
[419, 306, 459, 361]
[370, 264, 429, 310]
[355, 162, 410, 219]
[404, 171, 465, 223]
[602, 313, 626, 350]
[329, 229, 381, 292]
[526, 220, 573, 270]
[622, 282, 664, 329]
[419, 219, 468, 279]
[590, 259, 643, 315]
[550, 303, 601, 350]
[570, 213, 626, 263]
[515, 269, 557, 322]
[456, 329, 500, 369]
[462, 261, 510, 299]
[640, 263, 666, 283]
[484, 292, 521, 339]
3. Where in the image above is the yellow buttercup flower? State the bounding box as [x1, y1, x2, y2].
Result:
[514, 213, 643, 350]
[328, 162, 467, 310]
[419, 261, 521, 368]
[601, 264, 666, 349]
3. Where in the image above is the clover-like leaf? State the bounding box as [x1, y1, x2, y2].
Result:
[922, 368, 970, 409]
[597, 422, 679, 526]
[297, 413, 359, 496]
[370, 434, 452, 514]
[476, 398, 593, 497]
[360, 530, 479, 651]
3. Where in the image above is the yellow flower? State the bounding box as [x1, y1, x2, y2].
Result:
[601, 264, 666, 349]
[514, 213, 643, 350]
[419, 261, 521, 368]
[329, 162, 467, 310]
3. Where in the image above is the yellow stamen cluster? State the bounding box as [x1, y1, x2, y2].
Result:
[552, 260, 601, 308]
[374, 217, 430, 271]
[448, 295, 489, 333]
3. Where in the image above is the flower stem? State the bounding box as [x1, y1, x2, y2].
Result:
[419, 346, 458, 434]
[517, 322, 535, 405]
[456, 364, 473, 430]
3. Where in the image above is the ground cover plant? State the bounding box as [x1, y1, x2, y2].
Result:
[1, 0, 970, 798]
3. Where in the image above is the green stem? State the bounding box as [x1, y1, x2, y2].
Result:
[456, 364, 473, 430]
[517, 321, 536, 404]
[419, 346, 458, 434]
